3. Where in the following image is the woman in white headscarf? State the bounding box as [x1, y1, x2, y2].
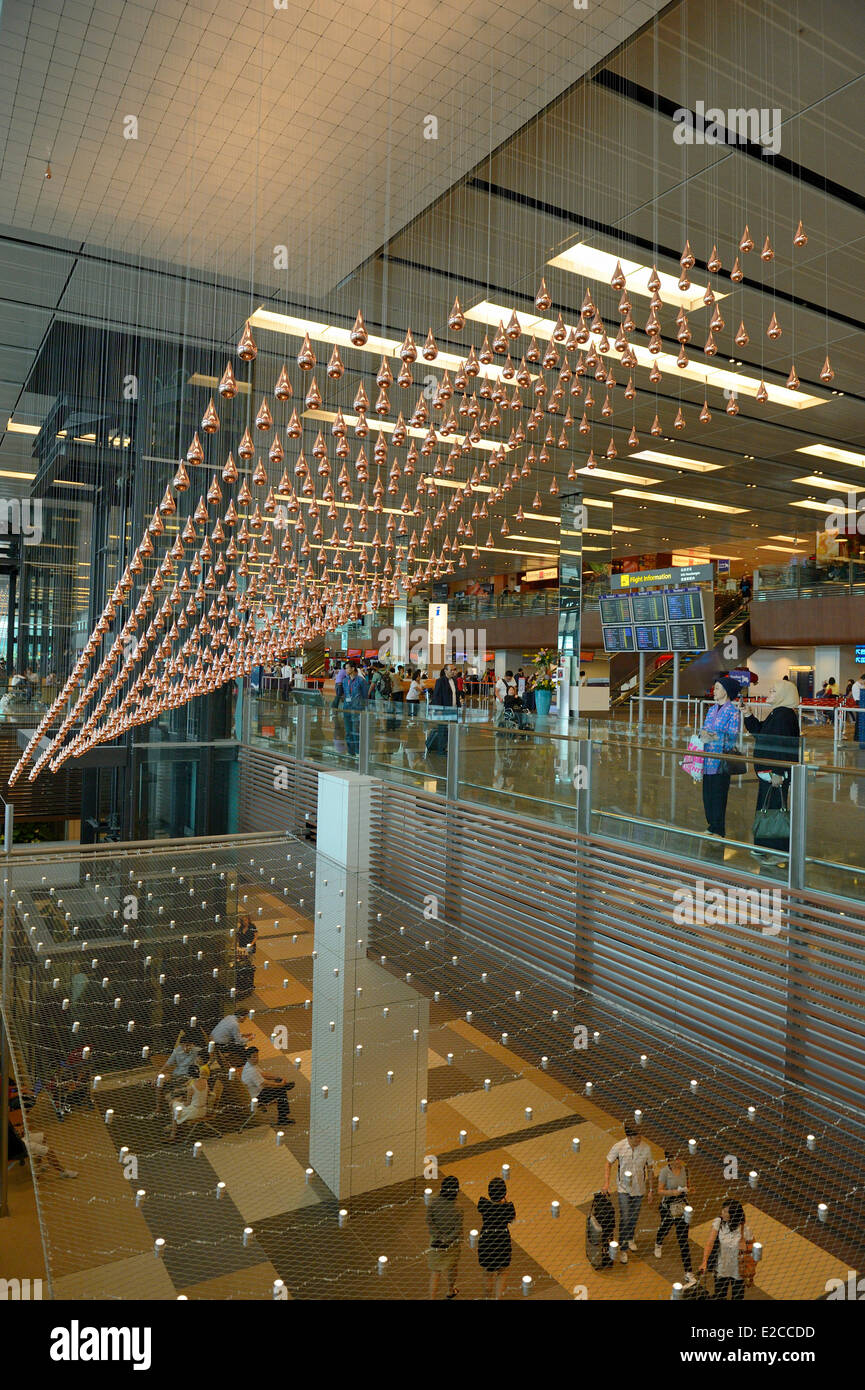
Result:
[742, 679, 801, 859]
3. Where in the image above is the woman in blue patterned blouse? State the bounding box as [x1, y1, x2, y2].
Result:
[699, 676, 742, 837]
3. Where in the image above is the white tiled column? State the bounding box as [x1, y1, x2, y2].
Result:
[309, 772, 428, 1201]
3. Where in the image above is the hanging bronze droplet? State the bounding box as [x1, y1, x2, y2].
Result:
[786, 363, 800, 390]
[819, 355, 834, 384]
[297, 333, 316, 370]
[350, 311, 369, 347]
[699, 399, 711, 424]
[237, 320, 257, 361]
[399, 329, 417, 363]
[766, 312, 782, 340]
[673, 407, 686, 431]
[760, 235, 774, 262]
[739, 225, 754, 254]
[448, 297, 465, 331]
[755, 380, 769, 403]
[327, 345, 345, 380]
[793, 220, 808, 248]
[730, 256, 744, 284]
[255, 397, 273, 431]
[707, 244, 722, 273]
[680, 239, 695, 271]
[734, 321, 750, 347]
[650, 414, 662, 436]
[422, 328, 438, 362]
[173, 460, 190, 491]
[218, 362, 238, 399]
[610, 259, 627, 291]
[535, 278, 552, 311]
[274, 364, 292, 400]
[726, 394, 740, 416]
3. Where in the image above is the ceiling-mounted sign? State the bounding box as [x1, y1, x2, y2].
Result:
[611, 563, 714, 589]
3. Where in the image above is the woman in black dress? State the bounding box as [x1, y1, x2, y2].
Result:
[477, 1177, 516, 1299]
[742, 680, 800, 865]
[235, 914, 258, 998]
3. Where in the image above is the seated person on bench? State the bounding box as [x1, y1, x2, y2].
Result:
[166, 1064, 211, 1142]
[241, 1047, 295, 1125]
[210, 1009, 252, 1066]
[159, 1034, 202, 1112]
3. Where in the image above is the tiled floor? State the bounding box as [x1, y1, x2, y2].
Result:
[3, 870, 860, 1302]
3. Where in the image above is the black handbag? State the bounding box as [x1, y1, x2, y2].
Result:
[722, 745, 748, 777]
[753, 781, 790, 843]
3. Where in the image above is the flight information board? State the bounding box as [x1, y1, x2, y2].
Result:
[602, 625, 635, 653]
[601, 586, 709, 653]
[631, 591, 667, 624]
[599, 593, 633, 625]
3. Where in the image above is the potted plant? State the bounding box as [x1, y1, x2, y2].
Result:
[532, 648, 555, 716]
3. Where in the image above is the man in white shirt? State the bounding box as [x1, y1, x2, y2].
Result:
[603, 1123, 654, 1261]
[210, 1009, 252, 1064]
[495, 670, 516, 704]
[241, 1047, 295, 1124]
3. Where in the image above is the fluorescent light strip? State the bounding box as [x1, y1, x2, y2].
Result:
[465, 300, 824, 410]
[796, 444, 865, 468]
[789, 499, 840, 514]
[758, 544, 807, 553]
[630, 450, 721, 473]
[575, 466, 661, 485]
[769, 534, 799, 542]
[188, 373, 252, 394]
[304, 408, 501, 454]
[0, 469, 36, 480]
[792, 474, 863, 492]
[612, 488, 747, 514]
[251, 309, 532, 384]
[5, 419, 40, 435]
[546, 241, 727, 312]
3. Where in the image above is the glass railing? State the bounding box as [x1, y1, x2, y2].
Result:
[755, 559, 865, 599]
[242, 702, 865, 906]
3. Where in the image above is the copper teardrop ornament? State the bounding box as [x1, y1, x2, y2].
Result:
[739, 226, 754, 254]
[610, 260, 627, 291]
[350, 311, 369, 347]
[448, 297, 465, 331]
[730, 257, 744, 284]
[327, 346, 345, 380]
[699, 399, 711, 424]
[274, 364, 293, 401]
[173, 460, 190, 491]
[535, 278, 552, 312]
[255, 397, 273, 431]
[786, 364, 800, 390]
[793, 220, 808, 248]
[673, 407, 686, 431]
[819, 355, 834, 384]
[707, 245, 722, 273]
[766, 312, 782, 341]
[680, 240, 695, 271]
[755, 380, 769, 403]
[237, 320, 257, 361]
[218, 362, 238, 399]
[734, 321, 750, 348]
[297, 333, 316, 370]
[761, 236, 774, 262]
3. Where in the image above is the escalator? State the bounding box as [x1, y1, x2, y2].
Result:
[611, 597, 752, 706]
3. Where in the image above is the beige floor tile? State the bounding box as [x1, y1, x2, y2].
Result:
[180, 1261, 287, 1299]
[51, 1250, 177, 1301]
[202, 1128, 321, 1224]
[253, 976, 311, 1008]
[31, 1112, 155, 1280]
[448, 1077, 574, 1139]
[504, 1121, 610, 1207]
[690, 1203, 849, 1300]
[424, 1100, 485, 1156]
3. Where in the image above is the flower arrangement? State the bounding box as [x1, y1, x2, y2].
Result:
[532, 647, 555, 690]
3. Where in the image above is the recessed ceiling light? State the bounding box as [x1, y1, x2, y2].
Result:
[792, 474, 863, 492]
[0, 469, 36, 480]
[575, 466, 661, 485]
[5, 418, 40, 435]
[465, 302, 823, 409]
[758, 543, 807, 552]
[796, 444, 865, 467]
[630, 450, 721, 473]
[546, 241, 727, 312]
[789, 498, 843, 514]
[612, 488, 747, 514]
